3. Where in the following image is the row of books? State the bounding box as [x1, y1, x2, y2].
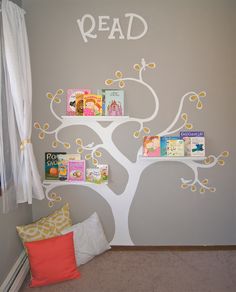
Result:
[45, 152, 108, 184]
[66, 89, 124, 116]
[143, 131, 205, 157]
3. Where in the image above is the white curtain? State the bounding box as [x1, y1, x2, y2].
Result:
[0, 36, 18, 212]
[0, 0, 44, 212]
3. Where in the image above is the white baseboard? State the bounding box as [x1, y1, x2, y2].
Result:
[0, 250, 29, 292]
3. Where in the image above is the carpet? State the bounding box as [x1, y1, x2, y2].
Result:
[20, 249, 236, 292]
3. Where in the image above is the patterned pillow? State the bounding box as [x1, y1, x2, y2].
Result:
[16, 203, 72, 244]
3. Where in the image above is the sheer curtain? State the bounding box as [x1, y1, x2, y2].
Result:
[0, 37, 18, 212]
[0, 0, 44, 212]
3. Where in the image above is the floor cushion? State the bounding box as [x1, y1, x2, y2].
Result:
[16, 203, 72, 244]
[61, 212, 111, 266]
[25, 232, 80, 287]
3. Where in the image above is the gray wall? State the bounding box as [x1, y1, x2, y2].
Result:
[22, 0, 236, 245]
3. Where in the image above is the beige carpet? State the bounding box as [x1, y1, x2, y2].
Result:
[20, 250, 236, 292]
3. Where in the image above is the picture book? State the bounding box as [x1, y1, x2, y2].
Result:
[57, 154, 68, 181]
[191, 137, 205, 156]
[68, 160, 85, 182]
[161, 136, 180, 156]
[45, 152, 66, 180]
[105, 90, 124, 116]
[97, 164, 108, 183]
[86, 164, 108, 184]
[143, 136, 160, 157]
[97, 89, 106, 115]
[83, 94, 103, 116]
[57, 154, 82, 181]
[66, 89, 90, 116]
[86, 168, 102, 184]
[167, 138, 184, 157]
[75, 93, 84, 116]
[180, 131, 204, 137]
[183, 136, 205, 156]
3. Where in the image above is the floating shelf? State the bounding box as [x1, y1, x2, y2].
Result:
[138, 156, 206, 161]
[43, 180, 108, 186]
[61, 115, 130, 123]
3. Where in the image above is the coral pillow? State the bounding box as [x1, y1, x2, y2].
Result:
[25, 232, 80, 287]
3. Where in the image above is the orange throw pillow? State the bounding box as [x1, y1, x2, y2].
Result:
[25, 232, 80, 287]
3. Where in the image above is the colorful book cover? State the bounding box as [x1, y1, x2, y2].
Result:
[83, 94, 102, 116]
[143, 136, 160, 157]
[68, 160, 85, 182]
[86, 168, 102, 184]
[58, 154, 82, 180]
[57, 154, 68, 181]
[66, 89, 90, 116]
[45, 152, 66, 180]
[167, 138, 184, 157]
[105, 90, 124, 116]
[86, 164, 108, 184]
[161, 136, 180, 156]
[180, 131, 204, 137]
[97, 164, 108, 183]
[97, 89, 106, 115]
[182, 137, 205, 156]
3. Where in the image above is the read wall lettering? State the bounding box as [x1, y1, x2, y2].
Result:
[77, 13, 148, 43]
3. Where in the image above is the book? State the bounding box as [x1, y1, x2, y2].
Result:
[86, 164, 108, 184]
[105, 90, 124, 116]
[191, 137, 205, 156]
[68, 160, 85, 182]
[45, 152, 66, 180]
[66, 89, 90, 116]
[160, 137, 168, 157]
[161, 136, 181, 156]
[167, 138, 184, 157]
[58, 154, 82, 181]
[183, 136, 205, 156]
[97, 89, 106, 115]
[97, 164, 108, 183]
[180, 131, 205, 156]
[86, 168, 102, 184]
[143, 136, 160, 157]
[83, 94, 103, 116]
[57, 154, 68, 181]
[180, 131, 204, 137]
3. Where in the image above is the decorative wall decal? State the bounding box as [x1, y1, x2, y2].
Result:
[34, 89, 71, 149]
[77, 13, 148, 42]
[34, 58, 229, 245]
[75, 138, 102, 166]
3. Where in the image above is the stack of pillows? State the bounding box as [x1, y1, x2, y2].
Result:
[16, 203, 111, 287]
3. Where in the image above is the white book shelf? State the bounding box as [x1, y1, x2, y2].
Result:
[138, 156, 206, 161]
[43, 180, 108, 185]
[61, 115, 130, 123]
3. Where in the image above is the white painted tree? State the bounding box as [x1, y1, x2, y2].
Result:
[34, 58, 229, 245]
